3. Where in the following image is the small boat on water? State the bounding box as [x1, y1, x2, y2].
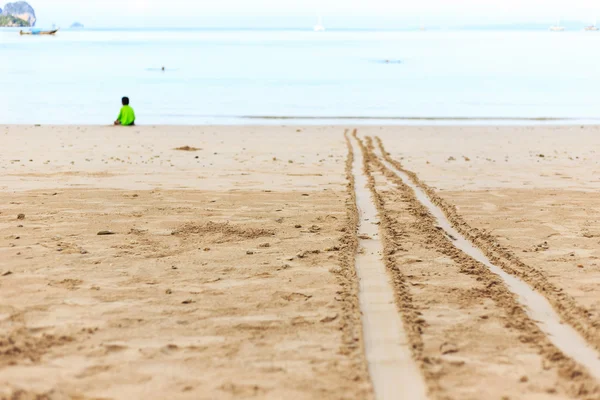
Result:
[549, 18, 565, 31]
[584, 18, 599, 31]
[314, 13, 325, 32]
[19, 28, 59, 36]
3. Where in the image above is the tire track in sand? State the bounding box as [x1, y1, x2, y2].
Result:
[357, 133, 600, 398]
[366, 134, 600, 391]
[375, 136, 600, 356]
[346, 130, 428, 400]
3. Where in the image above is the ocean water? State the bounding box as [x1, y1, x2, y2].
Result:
[1, 28, 600, 125]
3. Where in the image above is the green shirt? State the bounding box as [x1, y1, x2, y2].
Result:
[117, 105, 136, 126]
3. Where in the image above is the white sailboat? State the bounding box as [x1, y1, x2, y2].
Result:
[314, 13, 325, 32]
[549, 18, 565, 31]
[585, 17, 599, 31]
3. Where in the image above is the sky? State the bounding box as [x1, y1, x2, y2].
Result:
[15, 0, 600, 28]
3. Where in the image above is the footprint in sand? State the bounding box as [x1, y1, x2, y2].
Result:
[103, 344, 128, 354]
[280, 292, 312, 302]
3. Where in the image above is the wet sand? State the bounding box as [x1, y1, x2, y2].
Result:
[2, 125, 600, 399]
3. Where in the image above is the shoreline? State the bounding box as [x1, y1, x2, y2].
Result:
[4, 118, 600, 128]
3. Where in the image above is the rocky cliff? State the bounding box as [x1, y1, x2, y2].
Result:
[0, 14, 29, 26]
[0, 1, 36, 27]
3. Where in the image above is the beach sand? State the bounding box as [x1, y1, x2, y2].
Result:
[1, 125, 600, 399]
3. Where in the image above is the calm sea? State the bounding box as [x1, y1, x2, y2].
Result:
[1, 28, 600, 125]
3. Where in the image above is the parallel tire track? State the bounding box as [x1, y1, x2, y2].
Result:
[375, 136, 600, 355]
[348, 130, 428, 399]
[356, 132, 600, 398]
[334, 129, 374, 399]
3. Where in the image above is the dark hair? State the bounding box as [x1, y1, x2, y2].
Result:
[122, 97, 130, 106]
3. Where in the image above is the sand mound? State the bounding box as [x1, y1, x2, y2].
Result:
[172, 221, 275, 243]
[174, 146, 201, 151]
[0, 329, 74, 367]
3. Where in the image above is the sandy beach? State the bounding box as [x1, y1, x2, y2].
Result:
[2, 125, 600, 399]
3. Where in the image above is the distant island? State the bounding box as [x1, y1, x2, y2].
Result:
[70, 22, 84, 29]
[0, 1, 36, 27]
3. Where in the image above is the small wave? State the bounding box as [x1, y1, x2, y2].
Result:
[372, 59, 403, 64]
[145, 68, 179, 72]
[241, 115, 578, 121]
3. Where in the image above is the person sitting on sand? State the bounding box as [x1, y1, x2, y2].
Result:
[114, 97, 136, 126]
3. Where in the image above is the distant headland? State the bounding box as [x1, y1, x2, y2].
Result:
[0, 1, 36, 27]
